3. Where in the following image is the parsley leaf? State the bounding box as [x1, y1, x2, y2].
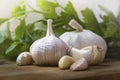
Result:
[81, 8, 103, 35]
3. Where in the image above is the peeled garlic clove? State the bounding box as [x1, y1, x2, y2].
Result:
[58, 55, 74, 69]
[30, 19, 68, 65]
[70, 58, 88, 71]
[16, 52, 34, 66]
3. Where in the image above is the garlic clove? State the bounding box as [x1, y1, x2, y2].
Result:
[70, 46, 94, 65]
[70, 58, 88, 71]
[58, 55, 74, 69]
[69, 45, 104, 65]
[91, 45, 103, 65]
[16, 52, 34, 66]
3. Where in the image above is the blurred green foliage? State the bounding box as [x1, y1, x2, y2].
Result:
[0, 0, 120, 60]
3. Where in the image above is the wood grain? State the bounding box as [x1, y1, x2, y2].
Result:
[0, 60, 120, 80]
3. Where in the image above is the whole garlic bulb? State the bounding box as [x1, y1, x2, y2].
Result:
[60, 19, 107, 62]
[30, 19, 68, 65]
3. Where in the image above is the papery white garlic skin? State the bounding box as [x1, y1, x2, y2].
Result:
[70, 45, 103, 65]
[16, 52, 34, 66]
[91, 45, 103, 65]
[70, 58, 88, 71]
[70, 46, 94, 64]
[60, 19, 107, 62]
[30, 19, 68, 65]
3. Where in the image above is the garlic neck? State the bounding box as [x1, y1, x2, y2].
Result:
[69, 19, 83, 32]
[46, 19, 55, 36]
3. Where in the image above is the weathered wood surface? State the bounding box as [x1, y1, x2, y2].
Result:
[0, 60, 120, 80]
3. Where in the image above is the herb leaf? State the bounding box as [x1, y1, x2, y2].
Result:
[0, 22, 11, 44]
[12, 0, 26, 18]
[5, 41, 29, 59]
[15, 20, 25, 40]
[81, 8, 103, 35]
[0, 18, 8, 25]
[63, 1, 80, 22]
[100, 6, 120, 47]
[37, 0, 58, 19]
[0, 0, 120, 60]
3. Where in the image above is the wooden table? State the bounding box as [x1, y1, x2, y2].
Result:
[0, 59, 120, 80]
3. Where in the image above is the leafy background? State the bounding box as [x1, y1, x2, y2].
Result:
[0, 0, 120, 60]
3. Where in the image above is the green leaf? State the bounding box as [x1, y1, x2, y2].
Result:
[12, 6, 25, 17]
[5, 41, 29, 60]
[32, 22, 46, 39]
[19, 0, 26, 9]
[15, 20, 25, 40]
[59, 12, 72, 26]
[0, 18, 8, 25]
[55, 1, 81, 31]
[100, 6, 120, 47]
[81, 8, 103, 35]
[100, 6, 120, 40]
[0, 22, 12, 59]
[60, 1, 81, 24]
[104, 22, 119, 38]
[34, 22, 47, 31]
[0, 22, 11, 38]
[25, 22, 46, 41]
[99, 6, 116, 23]
[63, 1, 80, 21]
[0, 22, 11, 44]
[0, 39, 12, 59]
[37, 0, 59, 19]
[5, 42, 19, 54]
[0, 35, 5, 44]
[12, 0, 26, 18]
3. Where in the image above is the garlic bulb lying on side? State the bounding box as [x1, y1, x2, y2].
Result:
[60, 19, 107, 62]
[70, 45, 103, 65]
[30, 19, 68, 65]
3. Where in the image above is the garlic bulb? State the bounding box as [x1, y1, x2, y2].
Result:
[16, 52, 34, 66]
[60, 19, 107, 62]
[70, 45, 103, 65]
[30, 19, 68, 65]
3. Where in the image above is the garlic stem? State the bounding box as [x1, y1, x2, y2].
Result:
[46, 19, 55, 36]
[69, 19, 83, 32]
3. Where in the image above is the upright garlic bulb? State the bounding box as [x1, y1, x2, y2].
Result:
[30, 19, 68, 65]
[60, 19, 107, 62]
